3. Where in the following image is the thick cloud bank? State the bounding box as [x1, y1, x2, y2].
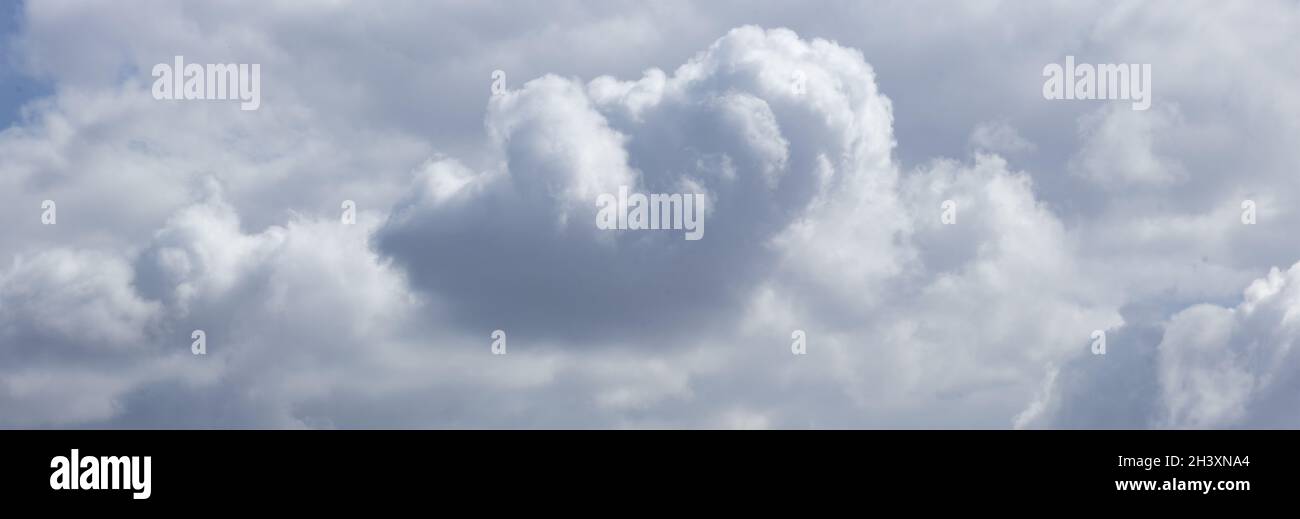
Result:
[2, 2, 1299, 428]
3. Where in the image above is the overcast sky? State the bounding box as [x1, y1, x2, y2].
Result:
[2, 0, 1299, 428]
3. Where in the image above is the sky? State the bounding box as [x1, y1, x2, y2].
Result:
[1, 0, 1299, 428]
[0, 2, 46, 127]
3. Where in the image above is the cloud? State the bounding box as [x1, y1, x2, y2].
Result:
[969, 120, 1034, 155]
[1069, 105, 1186, 187]
[375, 26, 1122, 426]
[1, 249, 158, 350]
[2, 180, 423, 426]
[1157, 263, 1300, 428]
[377, 26, 899, 341]
[1028, 261, 1300, 429]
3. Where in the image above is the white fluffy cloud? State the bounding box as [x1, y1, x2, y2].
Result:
[1157, 263, 1300, 428]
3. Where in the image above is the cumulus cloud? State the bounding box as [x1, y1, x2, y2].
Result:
[2, 180, 422, 426]
[1027, 262, 1300, 429]
[374, 27, 1120, 428]
[1157, 263, 1300, 428]
[378, 26, 900, 340]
